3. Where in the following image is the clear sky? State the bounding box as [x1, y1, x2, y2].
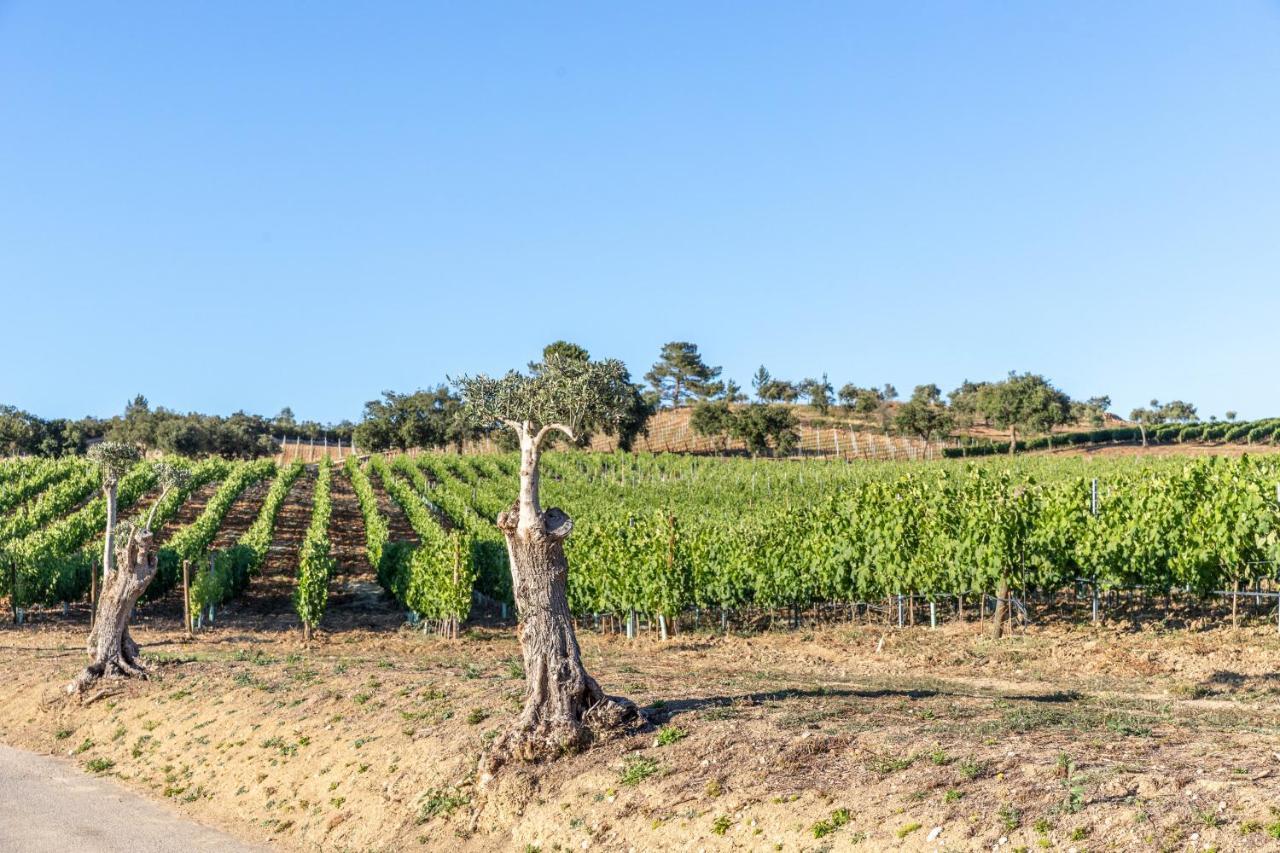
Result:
[3, 3, 1278, 424]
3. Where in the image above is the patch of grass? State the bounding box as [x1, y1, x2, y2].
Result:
[943, 789, 964, 804]
[957, 757, 987, 780]
[711, 815, 732, 835]
[999, 803, 1022, 831]
[1069, 826, 1090, 841]
[54, 728, 73, 740]
[619, 756, 660, 786]
[655, 726, 687, 746]
[465, 708, 489, 725]
[505, 659, 524, 679]
[896, 822, 922, 839]
[417, 786, 470, 822]
[704, 779, 723, 798]
[86, 758, 115, 774]
[260, 736, 298, 757]
[929, 747, 953, 766]
[701, 706, 738, 721]
[1034, 817, 1053, 834]
[811, 808, 850, 839]
[1267, 820, 1280, 839]
[73, 739, 93, 755]
[1239, 820, 1263, 835]
[1104, 714, 1152, 737]
[1196, 809, 1223, 829]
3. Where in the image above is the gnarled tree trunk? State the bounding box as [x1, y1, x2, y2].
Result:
[69, 528, 158, 694]
[482, 430, 637, 778]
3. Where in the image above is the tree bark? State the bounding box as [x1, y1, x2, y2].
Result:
[482, 430, 637, 779]
[69, 528, 158, 694]
[1008, 426, 1017, 456]
[101, 481, 118, 583]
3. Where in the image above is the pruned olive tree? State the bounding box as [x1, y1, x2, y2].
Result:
[455, 353, 640, 774]
[87, 442, 140, 588]
[71, 459, 190, 694]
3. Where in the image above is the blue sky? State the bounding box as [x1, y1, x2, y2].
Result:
[2, 3, 1278, 423]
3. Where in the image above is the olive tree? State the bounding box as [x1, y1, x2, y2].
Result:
[87, 442, 141, 584]
[1129, 400, 1166, 447]
[71, 458, 189, 693]
[455, 353, 639, 773]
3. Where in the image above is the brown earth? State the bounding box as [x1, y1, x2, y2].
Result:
[368, 470, 418, 544]
[1, 602, 1279, 852]
[1052, 441, 1280, 460]
[153, 480, 221, 546]
[226, 468, 315, 633]
[211, 477, 275, 550]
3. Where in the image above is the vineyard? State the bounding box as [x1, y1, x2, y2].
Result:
[3, 450, 1280, 851]
[3, 451, 1280, 639]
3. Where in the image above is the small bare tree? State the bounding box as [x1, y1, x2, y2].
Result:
[71, 460, 189, 693]
[456, 353, 640, 774]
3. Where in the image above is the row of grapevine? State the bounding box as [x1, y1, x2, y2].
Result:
[136, 458, 232, 603]
[3, 461, 159, 607]
[295, 459, 334, 639]
[0, 457, 82, 516]
[189, 461, 307, 617]
[368, 455, 475, 635]
[428, 451, 1280, 630]
[0, 463, 100, 542]
[412, 456, 511, 605]
[154, 459, 273, 607]
[345, 455, 390, 575]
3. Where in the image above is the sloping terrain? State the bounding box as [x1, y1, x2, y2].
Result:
[1, 615, 1278, 851]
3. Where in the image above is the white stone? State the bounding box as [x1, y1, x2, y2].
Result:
[926, 826, 942, 842]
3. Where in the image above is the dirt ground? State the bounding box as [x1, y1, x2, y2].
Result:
[2, 595, 1279, 853]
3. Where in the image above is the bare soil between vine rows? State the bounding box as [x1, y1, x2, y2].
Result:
[0, 608, 1278, 852]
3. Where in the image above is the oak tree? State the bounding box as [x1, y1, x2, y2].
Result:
[976, 372, 1071, 455]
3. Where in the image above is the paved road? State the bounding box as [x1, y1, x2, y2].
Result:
[0, 744, 265, 852]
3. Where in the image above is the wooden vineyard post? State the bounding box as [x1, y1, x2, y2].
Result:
[208, 553, 216, 625]
[182, 559, 192, 636]
[9, 558, 17, 625]
[1090, 478, 1101, 626]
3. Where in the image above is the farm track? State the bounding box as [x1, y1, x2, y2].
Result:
[369, 470, 418, 543]
[210, 477, 273, 550]
[228, 468, 315, 628]
[328, 470, 370, 576]
[326, 470, 400, 631]
[153, 480, 221, 545]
